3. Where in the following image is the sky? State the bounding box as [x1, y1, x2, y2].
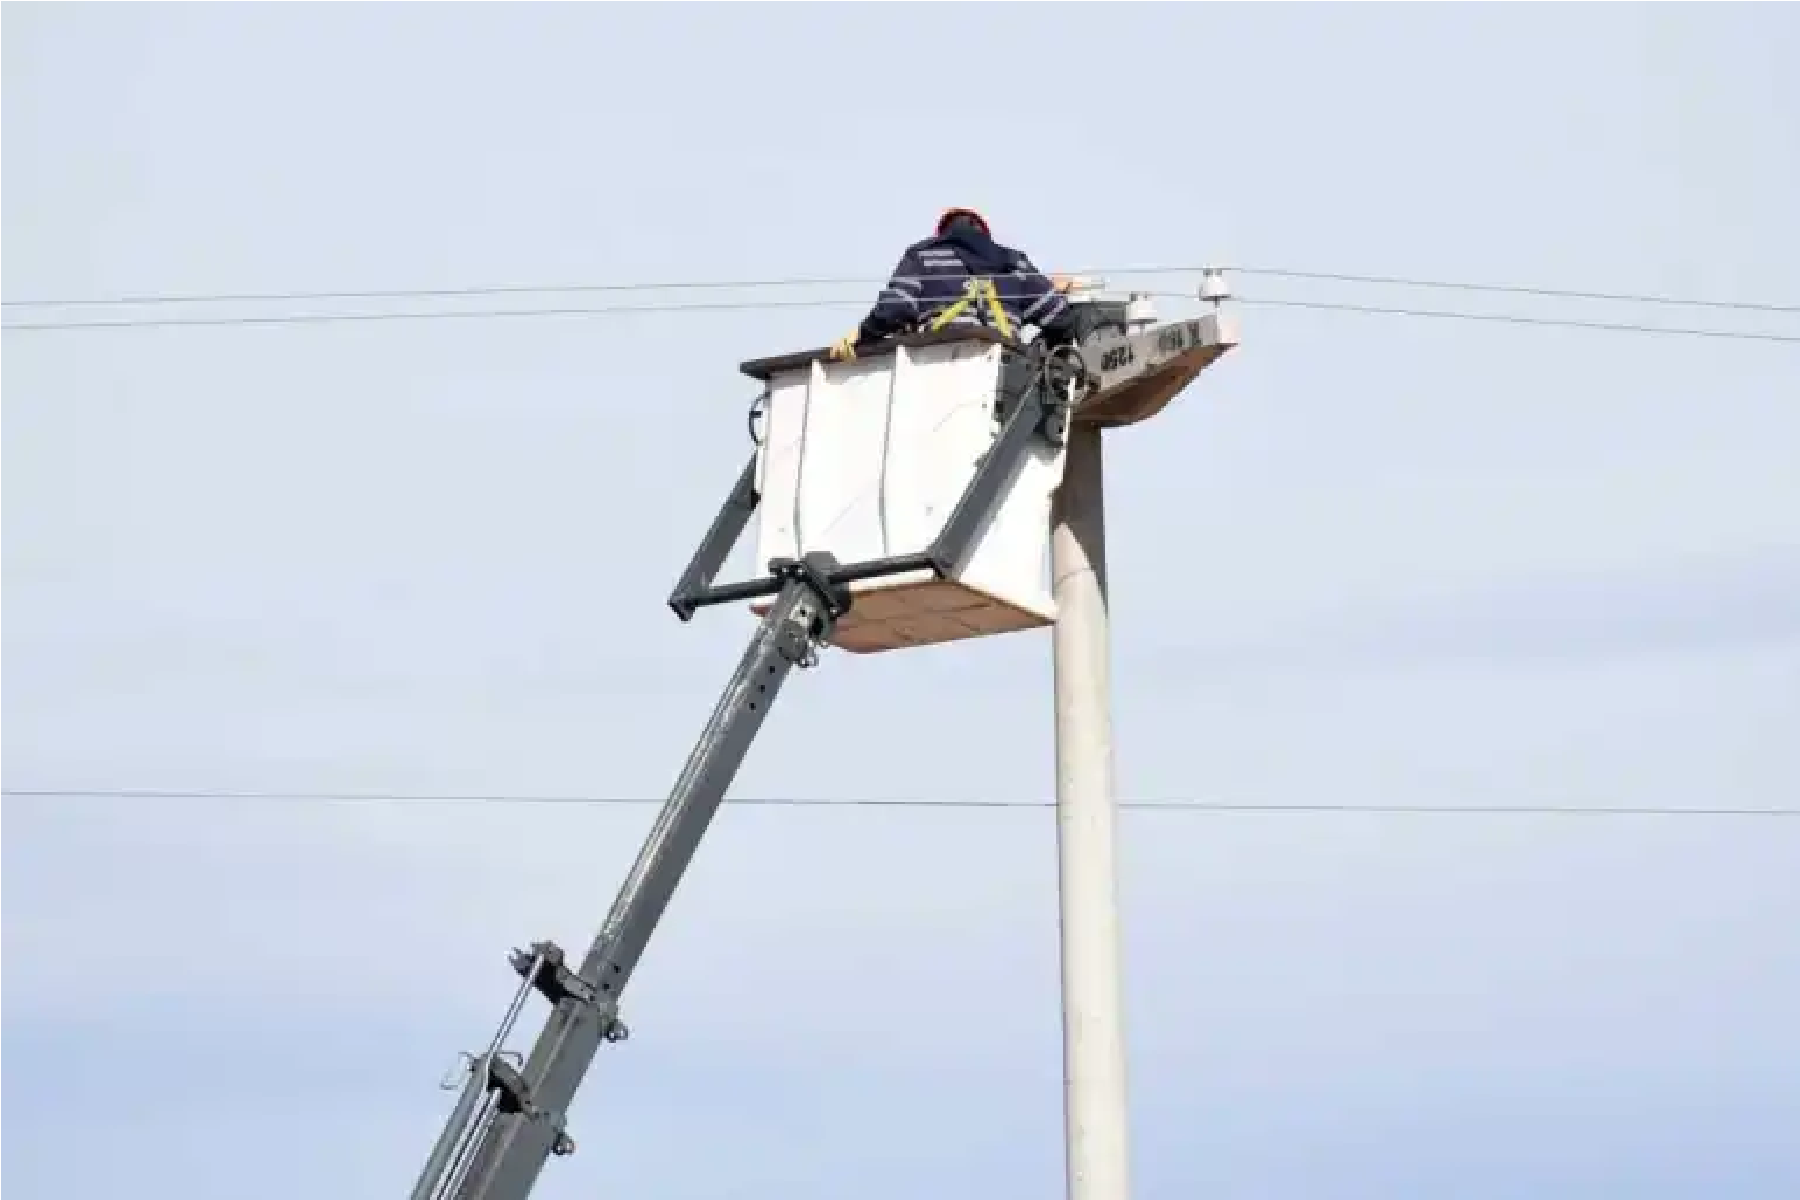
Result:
[4, 5, 1799, 1200]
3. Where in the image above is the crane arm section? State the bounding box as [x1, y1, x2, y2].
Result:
[407, 339, 1071, 1200]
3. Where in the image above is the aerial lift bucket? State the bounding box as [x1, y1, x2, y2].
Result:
[740, 329, 1067, 653]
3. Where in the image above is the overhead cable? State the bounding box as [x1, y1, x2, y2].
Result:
[6, 787, 1795, 818]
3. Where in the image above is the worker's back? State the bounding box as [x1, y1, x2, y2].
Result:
[897, 223, 1045, 327]
[856, 215, 1071, 348]
[837, 208, 1074, 359]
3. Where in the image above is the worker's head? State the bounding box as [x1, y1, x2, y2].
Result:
[936, 207, 992, 239]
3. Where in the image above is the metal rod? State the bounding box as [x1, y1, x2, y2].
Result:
[668, 456, 759, 621]
[488, 950, 547, 1059]
[828, 551, 935, 584]
[436, 1086, 500, 1200]
[679, 551, 935, 612]
[410, 944, 546, 1200]
[410, 1066, 493, 1200]
[1049, 423, 1132, 1200]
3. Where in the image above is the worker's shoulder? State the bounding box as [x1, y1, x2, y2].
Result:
[986, 240, 1041, 272]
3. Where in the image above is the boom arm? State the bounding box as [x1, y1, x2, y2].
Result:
[407, 343, 1069, 1200]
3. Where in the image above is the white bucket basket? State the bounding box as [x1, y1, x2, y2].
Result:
[744, 334, 1070, 654]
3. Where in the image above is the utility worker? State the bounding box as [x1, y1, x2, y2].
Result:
[829, 207, 1078, 362]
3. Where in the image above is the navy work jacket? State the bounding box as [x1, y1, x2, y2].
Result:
[855, 224, 1072, 347]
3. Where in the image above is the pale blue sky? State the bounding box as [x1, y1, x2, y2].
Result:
[5, 5, 1799, 1200]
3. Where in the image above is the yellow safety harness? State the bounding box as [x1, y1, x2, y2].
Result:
[924, 276, 1014, 341]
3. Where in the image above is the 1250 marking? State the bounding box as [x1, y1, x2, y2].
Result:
[1099, 344, 1135, 372]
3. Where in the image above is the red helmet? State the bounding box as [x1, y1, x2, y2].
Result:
[936, 207, 991, 237]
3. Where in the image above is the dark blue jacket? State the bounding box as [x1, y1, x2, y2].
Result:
[855, 222, 1073, 346]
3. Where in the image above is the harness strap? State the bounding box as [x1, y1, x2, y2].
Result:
[925, 277, 1014, 340]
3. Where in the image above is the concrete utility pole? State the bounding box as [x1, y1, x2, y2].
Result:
[1050, 421, 1132, 1200]
[1050, 277, 1238, 1200]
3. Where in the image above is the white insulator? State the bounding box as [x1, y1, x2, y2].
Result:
[1124, 293, 1158, 329]
[1199, 267, 1231, 305]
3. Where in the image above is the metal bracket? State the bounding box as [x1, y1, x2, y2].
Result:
[486, 1057, 535, 1117]
[508, 942, 596, 1008]
[769, 552, 853, 621]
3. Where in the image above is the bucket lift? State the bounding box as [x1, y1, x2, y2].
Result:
[407, 293, 1238, 1200]
[688, 326, 1074, 652]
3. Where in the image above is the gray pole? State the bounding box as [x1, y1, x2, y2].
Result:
[1050, 422, 1132, 1200]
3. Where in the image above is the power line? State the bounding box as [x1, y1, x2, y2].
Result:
[0, 295, 862, 332]
[1227, 267, 1800, 316]
[0, 275, 875, 309]
[7, 264, 1796, 315]
[1218, 296, 1800, 344]
[5, 291, 1796, 344]
[4, 787, 1795, 818]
